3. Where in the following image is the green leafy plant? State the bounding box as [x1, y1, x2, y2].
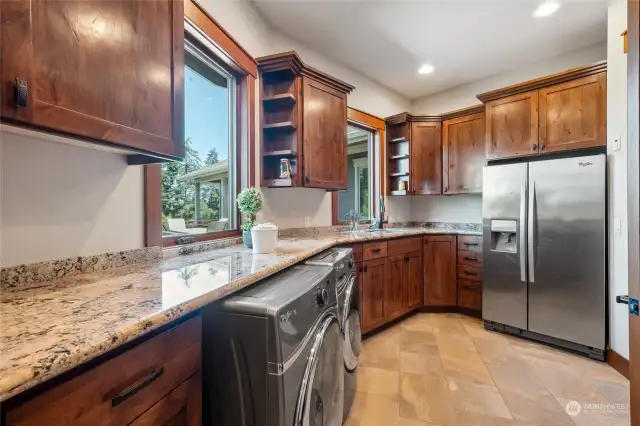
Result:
[237, 187, 263, 231]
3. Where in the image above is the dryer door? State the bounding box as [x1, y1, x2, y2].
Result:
[343, 273, 361, 372]
[295, 314, 344, 426]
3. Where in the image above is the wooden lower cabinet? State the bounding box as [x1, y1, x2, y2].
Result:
[5, 317, 203, 426]
[457, 279, 482, 312]
[361, 257, 387, 333]
[404, 251, 423, 310]
[423, 236, 457, 306]
[386, 254, 406, 320]
[130, 372, 202, 426]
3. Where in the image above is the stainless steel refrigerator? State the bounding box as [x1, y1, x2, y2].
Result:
[482, 153, 606, 360]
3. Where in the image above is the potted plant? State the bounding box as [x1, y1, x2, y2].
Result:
[237, 187, 263, 248]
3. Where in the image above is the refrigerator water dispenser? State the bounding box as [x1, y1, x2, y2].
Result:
[490, 220, 518, 253]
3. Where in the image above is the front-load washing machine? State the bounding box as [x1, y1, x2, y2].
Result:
[203, 264, 344, 426]
[306, 248, 361, 422]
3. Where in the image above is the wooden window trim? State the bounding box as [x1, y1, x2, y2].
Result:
[144, 0, 257, 247]
[332, 108, 386, 225]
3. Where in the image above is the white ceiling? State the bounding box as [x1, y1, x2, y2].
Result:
[251, 0, 608, 100]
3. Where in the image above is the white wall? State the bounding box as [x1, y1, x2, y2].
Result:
[412, 43, 606, 115]
[0, 132, 144, 267]
[606, 0, 629, 360]
[409, 43, 607, 225]
[412, 195, 482, 224]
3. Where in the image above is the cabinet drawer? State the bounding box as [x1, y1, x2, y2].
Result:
[6, 316, 202, 426]
[457, 264, 482, 281]
[458, 279, 482, 311]
[457, 250, 482, 266]
[363, 241, 388, 260]
[387, 237, 422, 256]
[458, 236, 482, 253]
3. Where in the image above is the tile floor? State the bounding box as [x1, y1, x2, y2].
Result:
[346, 313, 630, 426]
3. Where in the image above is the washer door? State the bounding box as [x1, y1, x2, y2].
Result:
[343, 274, 362, 372]
[295, 314, 344, 426]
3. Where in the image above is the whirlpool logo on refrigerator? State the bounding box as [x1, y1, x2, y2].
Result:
[579, 161, 593, 168]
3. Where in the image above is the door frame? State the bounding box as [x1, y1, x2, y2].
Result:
[627, 0, 639, 424]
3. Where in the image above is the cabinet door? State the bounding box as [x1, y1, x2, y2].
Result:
[385, 254, 405, 320]
[423, 236, 457, 306]
[458, 279, 482, 312]
[0, 0, 184, 158]
[410, 121, 442, 194]
[302, 76, 348, 190]
[485, 91, 539, 160]
[442, 113, 485, 194]
[130, 372, 202, 426]
[538, 72, 606, 153]
[361, 258, 386, 333]
[404, 250, 423, 311]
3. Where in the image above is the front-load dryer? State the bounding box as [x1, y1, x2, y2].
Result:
[203, 264, 344, 426]
[306, 247, 361, 422]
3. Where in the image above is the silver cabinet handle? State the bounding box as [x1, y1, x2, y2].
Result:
[519, 180, 527, 282]
[528, 180, 536, 283]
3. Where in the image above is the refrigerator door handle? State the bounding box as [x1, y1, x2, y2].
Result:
[519, 180, 527, 282]
[528, 180, 536, 283]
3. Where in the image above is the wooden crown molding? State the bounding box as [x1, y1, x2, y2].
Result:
[186, 0, 258, 78]
[347, 107, 385, 130]
[476, 61, 608, 103]
[385, 112, 442, 125]
[441, 104, 485, 121]
[256, 51, 355, 94]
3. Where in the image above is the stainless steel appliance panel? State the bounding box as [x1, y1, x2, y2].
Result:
[482, 163, 528, 329]
[527, 154, 606, 350]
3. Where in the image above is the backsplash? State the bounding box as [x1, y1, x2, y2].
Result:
[1, 247, 161, 291]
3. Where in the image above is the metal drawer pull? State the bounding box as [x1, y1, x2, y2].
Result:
[463, 256, 477, 261]
[465, 271, 478, 276]
[371, 248, 381, 253]
[112, 367, 164, 407]
[463, 242, 479, 247]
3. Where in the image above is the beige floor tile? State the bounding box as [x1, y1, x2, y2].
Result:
[355, 366, 399, 399]
[347, 313, 629, 426]
[359, 332, 400, 371]
[447, 378, 512, 420]
[345, 392, 399, 426]
[399, 346, 444, 376]
[398, 418, 444, 426]
[399, 373, 456, 424]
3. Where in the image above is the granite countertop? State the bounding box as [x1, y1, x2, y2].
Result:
[0, 227, 481, 402]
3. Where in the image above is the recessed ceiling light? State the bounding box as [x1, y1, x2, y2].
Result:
[534, 2, 560, 17]
[418, 64, 434, 75]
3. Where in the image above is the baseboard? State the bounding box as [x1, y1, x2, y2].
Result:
[607, 348, 630, 379]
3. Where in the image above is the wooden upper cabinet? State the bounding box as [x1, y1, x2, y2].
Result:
[411, 121, 442, 194]
[442, 106, 485, 194]
[538, 72, 607, 153]
[478, 61, 608, 160]
[0, 0, 185, 160]
[484, 91, 539, 160]
[257, 52, 354, 190]
[302, 77, 348, 189]
[423, 236, 457, 307]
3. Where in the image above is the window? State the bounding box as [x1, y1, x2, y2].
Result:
[144, 2, 257, 247]
[161, 40, 237, 238]
[332, 108, 386, 225]
[336, 125, 374, 221]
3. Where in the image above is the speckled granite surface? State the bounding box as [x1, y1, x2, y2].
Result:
[0, 227, 480, 402]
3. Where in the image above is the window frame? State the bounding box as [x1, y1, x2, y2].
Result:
[144, 0, 257, 247]
[332, 107, 386, 225]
